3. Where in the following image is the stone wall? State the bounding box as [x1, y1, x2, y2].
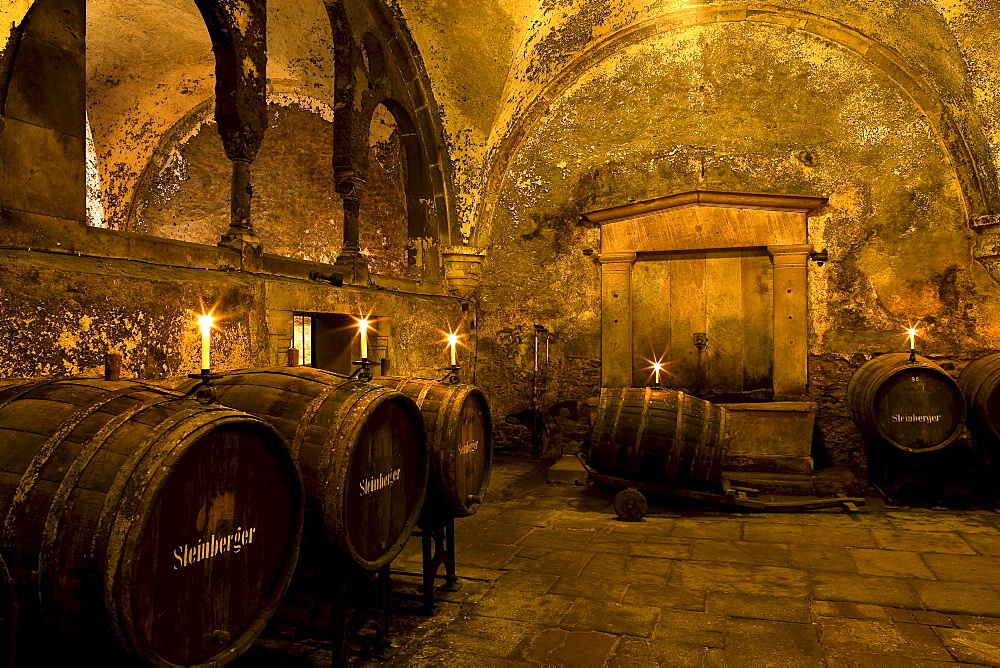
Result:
[475, 19, 1000, 470]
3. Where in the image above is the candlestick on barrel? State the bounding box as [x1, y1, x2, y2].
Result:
[447, 332, 458, 366]
[359, 317, 370, 360]
[187, 313, 222, 404]
[198, 314, 213, 372]
[906, 327, 918, 363]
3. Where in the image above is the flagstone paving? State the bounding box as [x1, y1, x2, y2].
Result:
[248, 455, 1000, 666]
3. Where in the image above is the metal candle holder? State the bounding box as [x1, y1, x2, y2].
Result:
[186, 369, 224, 404]
[441, 364, 461, 385]
[350, 358, 374, 382]
[909, 348, 917, 363]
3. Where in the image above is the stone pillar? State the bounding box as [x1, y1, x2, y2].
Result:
[441, 245, 486, 299]
[599, 252, 636, 388]
[334, 168, 369, 283]
[768, 244, 812, 397]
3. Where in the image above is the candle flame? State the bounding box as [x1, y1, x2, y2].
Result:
[446, 332, 459, 346]
[906, 327, 918, 338]
[197, 313, 214, 336]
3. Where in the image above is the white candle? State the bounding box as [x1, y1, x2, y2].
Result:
[906, 327, 917, 351]
[653, 362, 662, 385]
[359, 318, 369, 360]
[447, 332, 458, 366]
[197, 315, 213, 370]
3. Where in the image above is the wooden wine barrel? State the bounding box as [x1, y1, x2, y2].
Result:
[957, 352, 1000, 442]
[587, 387, 731, 491]
[846, 353, 966, 452]
[0, 554, 14, 668]
[373, 377, 492, 518]
[188, 367, 428, 571]
[0, 379, 303, 666]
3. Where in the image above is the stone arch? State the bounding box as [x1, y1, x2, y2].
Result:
[472, 3, 996, 249]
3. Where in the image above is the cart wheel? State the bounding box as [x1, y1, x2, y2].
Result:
[614, 488, 647, 521]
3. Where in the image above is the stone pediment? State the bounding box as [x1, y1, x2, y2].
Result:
[583, 190, 828, 253]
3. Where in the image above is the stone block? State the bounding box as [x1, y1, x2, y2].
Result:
[622, 583, 706, 611]
[5, 34, 85, 138]
[689, 539, 790, 567]
[913, 581, 1000, 616]
[547, 575, 629, 602]
[705, 592, 812, 623]
[817, 618, 952, 661]
[722, 401, 817, 472]
[669, 561, 810, 598]
[0, 117, 85, 220]
[933, 627, 1000, 665]
[811, 573, 919, 608]
[547, 454, 589, 485]
[871, 529, 977, 554]
[849, 548, 935, 579]
[922, 553, 1000, 583]
[561, 599, 661, 637]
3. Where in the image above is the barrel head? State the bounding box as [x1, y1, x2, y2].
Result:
[124, 426, 300, 665]
[343, 399, 426, 568]
[874, 369, 965, 452]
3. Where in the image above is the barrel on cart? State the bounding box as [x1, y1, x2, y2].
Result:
[185, 367, 429, 571]
[588, 387, 731, 491]
[0, 379, 304, 666]
[846, 353, 966, 452]
[1, 554, 14, 668]
[957, 352, 1000, 443]
[373, 377, 492, 518]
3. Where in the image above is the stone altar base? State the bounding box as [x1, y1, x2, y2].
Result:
[721, 401, 817, 474]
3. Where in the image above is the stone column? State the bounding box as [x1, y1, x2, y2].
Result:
[768, 244, 813, 397]
[334, 168, 368, 283]
[599, 252, 636, 388]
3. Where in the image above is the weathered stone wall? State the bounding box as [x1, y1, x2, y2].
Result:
[476, 20, 1000, 470]
[134, 101, 346, 265]
[0, 243, 465, 383]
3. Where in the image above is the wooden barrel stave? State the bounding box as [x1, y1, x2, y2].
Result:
[0, 380, 304, 666]
[195, 367, 429, 571]
[588, 388, 730, 491]
[372, 377, 493, 518]
[957, 352, 1000, 442]
[846, 353, 966, 452]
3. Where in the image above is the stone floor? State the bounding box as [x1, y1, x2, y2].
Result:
[249, 455, 1000, 667]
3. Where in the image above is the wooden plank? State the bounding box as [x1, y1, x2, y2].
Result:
[630, 259, 671, 387]
[741, 249, 773, 391]
[667, 251, 707, 392]
[704, 249, 744, 393]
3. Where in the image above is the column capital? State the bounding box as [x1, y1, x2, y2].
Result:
[598, 252, 637, 265]
[767, 244, 813, 267]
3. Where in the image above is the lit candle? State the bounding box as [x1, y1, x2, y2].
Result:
[197, 314, 213, 371]
[447, 332, 459, 366]
[359, 317, 370, 360]
[906, 327, 917, 351]
[653, 361, 662, 385]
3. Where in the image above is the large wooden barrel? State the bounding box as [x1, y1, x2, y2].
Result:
[0, 379, 303, 666]
[0, 554, 14, 668]
[957, 352, 1000, 442]
[846, 353, 966, 452]
[190, 368, 428, 571]
[373, 377, 492, 518]
[587, 387, 731, 491]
